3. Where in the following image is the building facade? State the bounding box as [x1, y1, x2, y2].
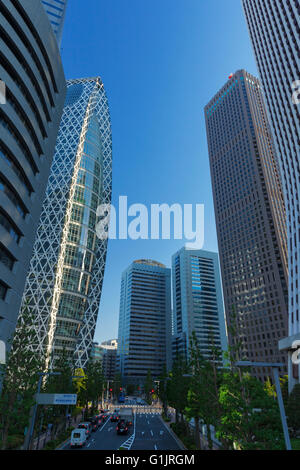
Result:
[0, 0, 65, 351]
[205, 70, 289, 381]
[242, 0, 300, 390]
[41, 0, 68, 47]
[118, 260, 172, 385]
[172, 248, 228, 366]
[91, 339, 118, 381]
[20, 77, 112, 369]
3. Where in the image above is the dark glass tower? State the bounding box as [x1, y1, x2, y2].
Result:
[205, 70, 289, 381]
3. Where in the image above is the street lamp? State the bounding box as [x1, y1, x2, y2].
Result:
[235, 361, 292, 451]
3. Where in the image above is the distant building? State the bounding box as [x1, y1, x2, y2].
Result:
[205, 69, 289, 381]
[0, 0, 65, 352]
[242, 0, 300, 391]
[172, 247, 228, 366]
[118, 260, 172, 384]
[91, 339, 117, 381]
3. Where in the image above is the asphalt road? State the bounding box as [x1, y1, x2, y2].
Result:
[61, 410, 182, 451]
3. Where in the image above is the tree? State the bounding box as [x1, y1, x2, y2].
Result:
[185, 332, 224, 450]
[217, 370, 284, 450]
[286, 384, 300, 437]
[144, 370, 154, 404]
[0, 303, 45, 449]
[167, 356, 190, 424]
[77, 361, 104, 417]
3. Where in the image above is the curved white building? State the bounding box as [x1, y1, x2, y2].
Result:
[20, 77, 112, 368]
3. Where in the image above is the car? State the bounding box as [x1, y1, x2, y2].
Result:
[70, 428, 87, 448]
[77, 422, 92, 439]
[110, 413, 119, 422]
[87, 416, 99, 432]
[116, 419, 129, 435]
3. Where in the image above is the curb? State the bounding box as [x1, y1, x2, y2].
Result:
[159, 416, 187, 451]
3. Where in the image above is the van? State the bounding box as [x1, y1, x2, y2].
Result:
[70, 428, 87, 448]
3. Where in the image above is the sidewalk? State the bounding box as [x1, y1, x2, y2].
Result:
[32, 413, 83, 450]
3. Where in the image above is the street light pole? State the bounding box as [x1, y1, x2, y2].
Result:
[235, 361, 292, 451]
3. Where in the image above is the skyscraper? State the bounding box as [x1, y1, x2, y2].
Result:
[242, 0, 300, 390]
[0, 0, 65, 351]
[172, 247, 228, 366]
[205, 70, 289, 381]
[118, 260, 172, 385]
[20, 77, 112, 369]
[41, 0, 68, 47]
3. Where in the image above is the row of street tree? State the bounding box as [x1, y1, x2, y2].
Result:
[0, 305, 106, 450]
[156, 327, 300, 450]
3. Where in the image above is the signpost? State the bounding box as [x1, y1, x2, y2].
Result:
[36, 393, 77, 406]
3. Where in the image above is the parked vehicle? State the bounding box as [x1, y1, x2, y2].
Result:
[116, 419, 128, 435]
[70, 428, 87, 448]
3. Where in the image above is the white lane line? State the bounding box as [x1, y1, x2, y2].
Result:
[154, 444, 157, 450]
[150, 430, 153, 437]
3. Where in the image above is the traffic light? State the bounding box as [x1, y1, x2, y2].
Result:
[151, 389, 155, 394]
[109, 388, 113, 392]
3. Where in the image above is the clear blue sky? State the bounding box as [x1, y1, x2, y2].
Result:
[60, 0, 258, 344]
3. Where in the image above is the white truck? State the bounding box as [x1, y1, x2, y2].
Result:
[70, 428, 87, 448]
[118, 408, 134, 427]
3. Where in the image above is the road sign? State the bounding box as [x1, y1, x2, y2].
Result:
[36, 393, 77, 405]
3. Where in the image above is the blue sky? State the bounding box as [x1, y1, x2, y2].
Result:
[61, 0, 258, 344]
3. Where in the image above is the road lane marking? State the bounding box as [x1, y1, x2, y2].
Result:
[154, 444, 157, 450]
[150, 430, 153, 437]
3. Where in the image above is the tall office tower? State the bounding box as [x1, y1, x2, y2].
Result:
[91, 340, 118, 382]
[20, 77, 112, 369]
[205, 70, 289, 381]
[41, 0, 68, 47]
[118, 260, 172, 385]
[0, 0, 65, 351]
[242, 0, 300, 390]
[172, 248, 228, 366]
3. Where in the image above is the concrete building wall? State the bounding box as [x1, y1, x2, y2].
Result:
[0, 0, 66, 350]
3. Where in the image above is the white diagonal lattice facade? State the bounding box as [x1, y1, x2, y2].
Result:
[20, 77, 112, 369]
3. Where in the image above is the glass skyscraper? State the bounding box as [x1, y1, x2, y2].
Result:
[205, 70, 289, 381]
[242, 0, 300, 390]
[41, 0, 68, 47]
[0, 0, 65, 352]
[172, 248, 228, 366]
[118, 260, 172, 385]
[20, 77, 112, 369]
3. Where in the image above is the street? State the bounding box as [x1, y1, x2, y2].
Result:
[60, 404, 183, 451]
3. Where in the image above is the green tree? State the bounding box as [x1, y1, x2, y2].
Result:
[217, 370, 284, 450]
[167, 356, 190, 424]
[286, 384, 300, 437]
[144, 370, 154, 404]
[0, 303, 45, 449]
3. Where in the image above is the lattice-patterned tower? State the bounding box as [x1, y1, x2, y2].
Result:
[20, 77, 112, 369]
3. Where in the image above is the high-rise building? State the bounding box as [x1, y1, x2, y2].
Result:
[172, 247, 228, 366]
[118, 260, 172, 385]
[0, 0, 65, 351]
[41, 0, 68, 47]
[20, 77, 112, 369]
[242, 0, 300, 390]
[91, 340, 118, 381]
[205, 70, 289, 381]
